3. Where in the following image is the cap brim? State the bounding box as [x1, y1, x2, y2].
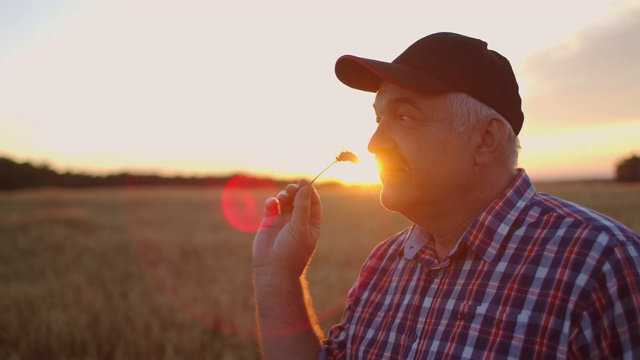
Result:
[335, 55, 454, 93]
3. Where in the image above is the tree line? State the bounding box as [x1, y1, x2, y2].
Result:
[616, 155, 640, 183]
[1, 154, 638, 191]
[0, 157, 243, 191]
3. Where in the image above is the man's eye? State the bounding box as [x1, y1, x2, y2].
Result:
[400, 115, 411, 122]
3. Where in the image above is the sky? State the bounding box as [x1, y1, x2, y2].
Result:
[0, 0, 639, 184]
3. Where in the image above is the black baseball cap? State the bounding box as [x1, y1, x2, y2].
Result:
[335, 32, 524, 135]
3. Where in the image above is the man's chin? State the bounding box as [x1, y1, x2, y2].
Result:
[379, 184, 407, 213]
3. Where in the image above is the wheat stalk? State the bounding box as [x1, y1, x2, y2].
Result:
[309, 151, 359, 184]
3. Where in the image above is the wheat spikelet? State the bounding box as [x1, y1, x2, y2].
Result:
[310, 151, 359, 184]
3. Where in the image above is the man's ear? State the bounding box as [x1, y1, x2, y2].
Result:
[474, 117, 509, 166]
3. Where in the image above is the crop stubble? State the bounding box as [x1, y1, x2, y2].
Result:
[0, 182, 637, 359]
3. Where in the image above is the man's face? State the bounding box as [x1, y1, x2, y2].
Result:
[369, 82, 476, 217]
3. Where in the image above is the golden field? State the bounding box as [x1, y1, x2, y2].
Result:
[1, 181, 639, 359]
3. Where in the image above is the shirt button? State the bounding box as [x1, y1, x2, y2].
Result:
[429, 270, 441, 279]
[409, 333, 418, 342]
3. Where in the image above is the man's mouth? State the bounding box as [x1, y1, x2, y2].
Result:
[375, 155, 408, 180]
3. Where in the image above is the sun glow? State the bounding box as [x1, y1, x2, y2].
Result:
[1, 1, 638, 185]
[519, 121, 640, 181]
[316, 153, 381, 186]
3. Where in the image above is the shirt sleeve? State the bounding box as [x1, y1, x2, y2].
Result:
[570, 237, 640, 358]
[318, 282, 357, 360]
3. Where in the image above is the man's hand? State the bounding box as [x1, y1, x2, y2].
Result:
[253, 178, 321, 278]
[252, 178, 324, 359]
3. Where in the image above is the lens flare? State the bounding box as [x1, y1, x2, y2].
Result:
[221, 175, 276, 233]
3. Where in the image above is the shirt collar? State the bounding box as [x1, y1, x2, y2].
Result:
[400, 169, 536, 263]
[402, 225, 431, 260]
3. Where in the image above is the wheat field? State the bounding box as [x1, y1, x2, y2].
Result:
[1, 181, 638, 359]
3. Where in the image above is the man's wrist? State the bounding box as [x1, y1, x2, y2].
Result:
[254, 265, 304, 283]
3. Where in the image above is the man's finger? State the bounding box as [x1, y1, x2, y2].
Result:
[263, 196, 280, 216]
[290, 185, 312, 233]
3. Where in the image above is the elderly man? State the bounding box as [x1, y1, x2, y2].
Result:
[252, 32, 640, 359]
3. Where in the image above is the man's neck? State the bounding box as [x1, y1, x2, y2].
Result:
[411, 169, 518, 261]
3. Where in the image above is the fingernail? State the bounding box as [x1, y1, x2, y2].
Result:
[265, 197, 279, 214]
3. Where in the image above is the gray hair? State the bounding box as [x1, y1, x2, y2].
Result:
[446, 92, 520, 169]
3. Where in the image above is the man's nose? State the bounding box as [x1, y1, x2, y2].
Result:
[367, 121, 394, 154]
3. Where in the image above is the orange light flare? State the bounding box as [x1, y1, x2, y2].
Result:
[310, 151, 381, 187]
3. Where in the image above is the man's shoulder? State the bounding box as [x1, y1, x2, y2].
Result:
[525, 191, 640, 247]
[360, 227, 412, 266]
[374, 227, 412, 253]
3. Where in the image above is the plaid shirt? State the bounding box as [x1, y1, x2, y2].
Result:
[320, 170, 640, 359]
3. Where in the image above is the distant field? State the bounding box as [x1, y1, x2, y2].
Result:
[1, 181, 638, 359]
